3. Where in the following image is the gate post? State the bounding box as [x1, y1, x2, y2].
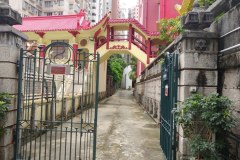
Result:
[0, 3, 27, 159]
[176, 31, 218, 159]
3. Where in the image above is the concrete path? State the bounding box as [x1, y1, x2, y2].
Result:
[96, 90, 165, 160]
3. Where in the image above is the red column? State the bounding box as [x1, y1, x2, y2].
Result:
[39, 44, 46, 58]
[106, 25, 110, 49]
[147, 38, 151, 64]
[128, 24, 132, 49]
[72, 44, 78, 68]
[110, 27, 114, 41]
[94, 37, 97, 59]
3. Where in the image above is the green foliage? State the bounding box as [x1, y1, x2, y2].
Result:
[107, 55, 126, 83]
[0, 93, 12, 137]
[189, 135, 217, 159]
[175, 93, 236, 159]
[128, 57, 137, 81]
[158, 17, 182, 53]
[198, 0, 216, 7]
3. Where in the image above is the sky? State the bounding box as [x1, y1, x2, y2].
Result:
[120, 0, 138, 8]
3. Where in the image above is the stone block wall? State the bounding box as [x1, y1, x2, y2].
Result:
[134, 30, 219, 159]
[135, 77, 161, 122]
[176, 31, 218, 159]
[210, 3, 240, 158]
[0, 25, 27, 160]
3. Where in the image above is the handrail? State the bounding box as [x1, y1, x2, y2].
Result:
[110, 38, 129, 41]
[132, 41, 146, 52]
[133, 36, 147, 47]
[111, 34, 129, 37]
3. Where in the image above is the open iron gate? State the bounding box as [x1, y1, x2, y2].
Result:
[14, 42, 99, 160]
[160, 52, 178, 160]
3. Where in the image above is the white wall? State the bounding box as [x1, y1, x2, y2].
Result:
[121, 65, 132, 89]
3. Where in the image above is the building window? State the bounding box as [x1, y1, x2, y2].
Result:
[69, 4, 73, 9]
[23, 1, 30, 10]
[38, 10, 42, 16]
[92, 6, 96, 9]
[30, 5, 35, 14]
[58, 11, 63, 15]
[45, 1, 52, 8]
[92, 13, 96, 16]
[58, 0, 64, 6]
[45, 12, 53, 16]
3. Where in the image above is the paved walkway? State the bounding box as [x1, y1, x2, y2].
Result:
[96, 90, 165, 160]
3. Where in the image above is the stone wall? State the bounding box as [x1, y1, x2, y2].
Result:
[134, 30, 218, 159]
[135, 2, 240, 158]
[210, 3, 240, 158]
[134, 61, 161, 122]
[0, 25, 27, 160]
[176, 31, 218, 160]
[135, 77, 161, 122]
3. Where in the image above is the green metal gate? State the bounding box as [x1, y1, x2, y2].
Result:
[160, 52, 178, 160]
[14, 42, 99, 160]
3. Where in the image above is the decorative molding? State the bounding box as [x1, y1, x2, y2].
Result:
[68, 31, 79, 37]
[80, 39, 87, 47]
[109, 45, 128, 49]
[35, 32, 45, 38]
[195, 39, 207, 51]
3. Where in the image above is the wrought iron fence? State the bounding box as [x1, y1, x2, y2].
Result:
[14, 42, 99, 160]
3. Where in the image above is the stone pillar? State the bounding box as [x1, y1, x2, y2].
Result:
[0, 1, 27, 159]
[176, 31, 218, 159]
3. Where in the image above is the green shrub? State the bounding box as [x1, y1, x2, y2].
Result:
[176, 93, 235, 159]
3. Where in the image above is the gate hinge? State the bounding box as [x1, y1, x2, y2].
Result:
[16, 60, 20, 74]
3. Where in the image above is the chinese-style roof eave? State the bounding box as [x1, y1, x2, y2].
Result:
[109, 19, 159, 38]
[13, 11, 110, 33]
[14, 13, 88, 32]
[82, 12, 110, 31]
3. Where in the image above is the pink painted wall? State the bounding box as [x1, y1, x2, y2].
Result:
[136, 0, 182, 77]
[142, 0, 159, 32]
[137, 0, 160, 76]
[160, 0, 182, 19]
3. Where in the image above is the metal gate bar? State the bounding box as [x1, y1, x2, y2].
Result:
[14, 42, 99, 160]
[160, 52, 178, 160]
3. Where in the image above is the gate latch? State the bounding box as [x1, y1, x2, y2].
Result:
[165, 84, 169, 97]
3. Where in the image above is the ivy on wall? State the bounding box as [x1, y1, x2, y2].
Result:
[198, 0, 216, 7]
[0, 93, 12, 137]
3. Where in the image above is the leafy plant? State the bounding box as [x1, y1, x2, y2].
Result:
[189, 135, 217, 159]
[107, 55, 126, 83]
[175, 93, 235, 159]
[0, 93, 12, 137]
[198, 0, 216, 7]
[128, 57, 137, 81]
[158, 17, 182, 53]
